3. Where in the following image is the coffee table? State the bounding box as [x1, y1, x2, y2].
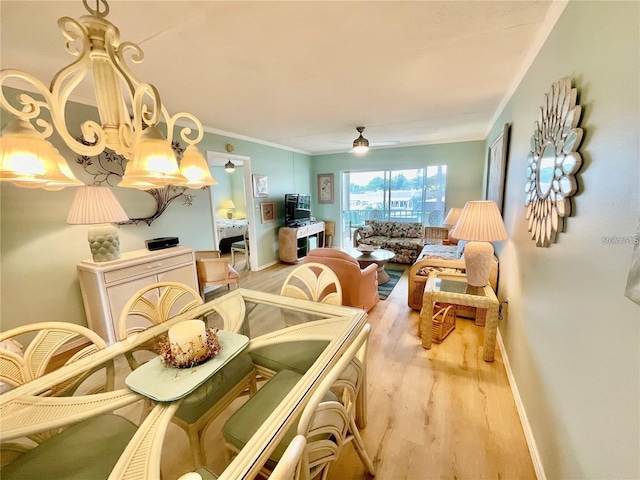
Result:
[343, 247, 396, 284]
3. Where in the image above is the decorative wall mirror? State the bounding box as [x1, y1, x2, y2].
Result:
[525, 78, 584, 247]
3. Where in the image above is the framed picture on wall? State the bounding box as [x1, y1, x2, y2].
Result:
[318, 173, 334, 204]
[252, 174, 268, 198]
[486, 123, 510, 214]
[260, 201, 275, 223]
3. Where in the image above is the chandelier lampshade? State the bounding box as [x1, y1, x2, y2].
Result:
[0, 119, 84, 189]
[180, 145, 218, 189]
[224, 160, 236, 173]
[119, 125, 185, 188]
[0, 0, 211, 190]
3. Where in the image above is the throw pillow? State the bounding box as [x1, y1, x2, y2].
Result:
[358, 225, 373, 238]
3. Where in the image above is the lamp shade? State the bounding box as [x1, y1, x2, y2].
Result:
[179, 145, 218, 189]
[222, 200, 236, 210]
[443, 207, 462, 227]
[0, 118, 84, 189]
[67, 186, 129, 225]
[224, 160, 236, 172]
[120, 125, 185, 188]
[449, 201, 508, 242]
[67, 186, 129, 263]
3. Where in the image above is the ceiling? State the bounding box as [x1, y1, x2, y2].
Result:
[0, 1, 563, 155]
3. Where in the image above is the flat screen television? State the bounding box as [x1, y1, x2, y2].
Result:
[284, 193, 311, 227]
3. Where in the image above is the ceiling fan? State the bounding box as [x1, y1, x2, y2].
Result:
[348, 126, 399, 154]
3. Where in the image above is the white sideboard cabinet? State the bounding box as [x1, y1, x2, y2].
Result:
[77, 246, 198, 344]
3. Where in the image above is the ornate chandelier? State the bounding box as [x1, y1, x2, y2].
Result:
[0, 0, 217, 190]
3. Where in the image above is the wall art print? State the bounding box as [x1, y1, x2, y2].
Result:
[486, 123, 510, 214]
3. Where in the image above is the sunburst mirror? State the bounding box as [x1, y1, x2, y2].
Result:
[525, 78, 584, 247]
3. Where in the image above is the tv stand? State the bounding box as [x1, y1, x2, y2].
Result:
[279, 221, 325, 264]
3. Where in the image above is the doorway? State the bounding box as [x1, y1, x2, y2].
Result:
[206, 151, 257, 270]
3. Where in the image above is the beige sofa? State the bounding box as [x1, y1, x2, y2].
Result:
[353, 220, 424, 264]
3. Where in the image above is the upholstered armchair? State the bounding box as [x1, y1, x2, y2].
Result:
[303, 248, 379, 311]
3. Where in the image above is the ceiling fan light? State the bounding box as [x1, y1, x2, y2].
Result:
[225, 160, 236, 173]
[352, 126, 370, 154]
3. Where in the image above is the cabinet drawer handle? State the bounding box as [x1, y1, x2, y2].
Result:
[147, 263, 163, 269]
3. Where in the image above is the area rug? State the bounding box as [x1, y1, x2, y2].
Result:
[378, 266, 405, 300]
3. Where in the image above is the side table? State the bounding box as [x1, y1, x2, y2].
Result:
[419, 271, 499, 362]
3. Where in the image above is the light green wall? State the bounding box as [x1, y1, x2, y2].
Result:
[488, 1, 639, 478]
[311, 141, 485, 245]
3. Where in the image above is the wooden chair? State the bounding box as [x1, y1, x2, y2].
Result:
[230, 230, 250, 270]
[280, 262, 343, 305]
[222, 324, 375, 480]
[118, 281, 257, 468]
[195, 250, 240, 299]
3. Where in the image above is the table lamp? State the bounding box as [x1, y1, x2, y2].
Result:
[449, 201, 507, 287]
[67, 186, 129, 262]
[222, 200, 236, 219]
[443, 207, 462, 227]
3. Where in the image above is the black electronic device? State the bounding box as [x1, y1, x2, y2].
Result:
[284, 193, 312, 227]
[145, 237, 180, 251]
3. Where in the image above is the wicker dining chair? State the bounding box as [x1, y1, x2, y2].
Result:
[280, 262, 343, 305]
[222, 324, 375, 480]
[0, 321, 115, 466]
[118, 281, 257, 468]
[178, 435, 307, 480]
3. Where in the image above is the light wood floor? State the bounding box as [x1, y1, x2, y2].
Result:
[162, 256, 536, 479]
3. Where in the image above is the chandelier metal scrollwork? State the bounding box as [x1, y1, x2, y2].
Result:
[0, 0, 217, 190]
[525, 78, 584, 247]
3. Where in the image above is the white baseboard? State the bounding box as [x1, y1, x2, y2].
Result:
[497, 329, 546, 480]
[254, 259, 280, 271]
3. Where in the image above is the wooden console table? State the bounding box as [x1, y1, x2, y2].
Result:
[279, 222, 325, 263]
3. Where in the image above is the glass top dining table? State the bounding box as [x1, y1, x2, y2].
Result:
[0, 288, 368, 479]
